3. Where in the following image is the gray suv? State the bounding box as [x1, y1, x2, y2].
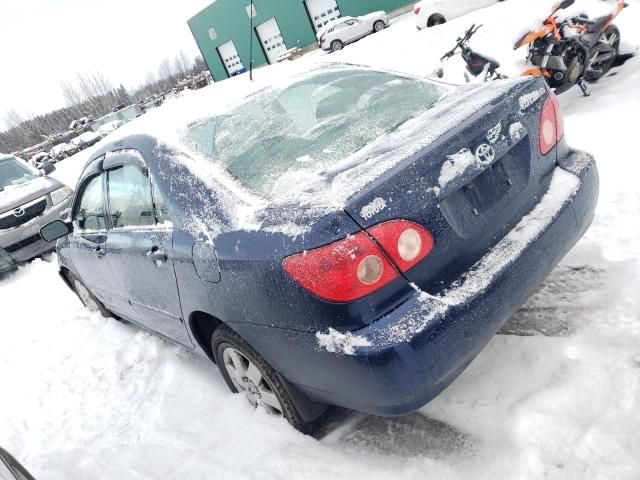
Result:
[0, 154, 73, 273]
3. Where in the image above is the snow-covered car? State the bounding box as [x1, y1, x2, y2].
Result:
[97, 120, 124, 139]
[71, 131, 102, 150]
[317, 12, 389, 52]
[29, 152, 51, 168]
[414, 0, 503, 28]
[0, 154, 72, 274]
[69, 116, 93, 131]
[49, 144, 66, 162]
[40, 65, 598, 433]
[0, 447, 36, 479]
[49, 143, 79, 162]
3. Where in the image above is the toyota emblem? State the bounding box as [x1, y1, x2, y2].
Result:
[475, 144, 495, 164]
[12, 208, 25, 218]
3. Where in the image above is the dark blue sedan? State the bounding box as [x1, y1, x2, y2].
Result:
[41, 65, 598, 432]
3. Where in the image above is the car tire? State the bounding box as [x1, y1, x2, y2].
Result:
[330, 40, 344, 52]
[67, 272, 111, 318]
[373, 20, 385, 33]
[427, 14, 446, 27]
[212, 324, 311, 433]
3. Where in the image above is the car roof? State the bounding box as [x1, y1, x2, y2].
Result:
[317, 16, 354, 33]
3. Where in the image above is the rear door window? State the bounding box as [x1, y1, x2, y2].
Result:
[107, 164, 155, 229]
[105, 151, 171, 229]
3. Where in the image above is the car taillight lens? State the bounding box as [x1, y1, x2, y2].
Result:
[283, 232, 399, 302]
[367, 220, 434, 272]
[319, 34, 325, 43]
[283, 220, 434, 302]
[414, 6, 421, 14]
[539, 92, 564, 155]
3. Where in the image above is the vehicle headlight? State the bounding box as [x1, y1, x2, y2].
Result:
[50, 186, 73, 205]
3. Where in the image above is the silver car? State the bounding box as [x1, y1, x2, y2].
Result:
[0, 154, 73, 274]
[317, 12, 389, 52]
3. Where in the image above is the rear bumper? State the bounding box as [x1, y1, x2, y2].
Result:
[261, 150, 598, 415]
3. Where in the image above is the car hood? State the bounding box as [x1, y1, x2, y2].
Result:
[0, 176, 63, 214]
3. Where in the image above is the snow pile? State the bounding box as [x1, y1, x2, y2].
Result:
[316, 328, 372, 355]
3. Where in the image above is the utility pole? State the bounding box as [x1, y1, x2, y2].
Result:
[249, 0, 254, 81]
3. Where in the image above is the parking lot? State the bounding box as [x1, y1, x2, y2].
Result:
[1, 0, 640, 478]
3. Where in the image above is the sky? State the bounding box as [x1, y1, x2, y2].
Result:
[0, 0, 214, 130]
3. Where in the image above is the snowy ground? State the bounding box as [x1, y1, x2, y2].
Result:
[2, 0, 640, 478]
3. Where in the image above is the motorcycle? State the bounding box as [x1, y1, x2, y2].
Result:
[514, 0, 627, 96]
[439, 24, 507, 83]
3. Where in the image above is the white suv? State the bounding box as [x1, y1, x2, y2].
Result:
[317, 12, 389, 52]
[414, 0, 503, 29]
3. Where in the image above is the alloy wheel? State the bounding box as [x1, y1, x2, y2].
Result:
[222, 347, 283, 415]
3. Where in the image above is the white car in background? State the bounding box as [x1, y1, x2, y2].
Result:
[97, 120, 124, 139]
[71, 131, 102, 150]
[317, 12, 389, 52]
[414, 0, 503, 29]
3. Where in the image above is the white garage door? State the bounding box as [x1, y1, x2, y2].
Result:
[218, 40, 244, 76]
[306, 0, 341, 32]
[256, 18, 287, 64]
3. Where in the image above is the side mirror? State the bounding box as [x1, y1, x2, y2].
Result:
[39, 162, 56, 175]
[40, 220, 72, 242]
[559, 0, 575, 9]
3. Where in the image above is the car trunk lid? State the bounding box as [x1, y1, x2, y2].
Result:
[343, 76, 556, 294]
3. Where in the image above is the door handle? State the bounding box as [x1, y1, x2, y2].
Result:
[94, 246, 106, 258]
[146, 247, 168, 263]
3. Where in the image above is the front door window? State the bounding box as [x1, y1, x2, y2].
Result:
[73, 175, 105, 231]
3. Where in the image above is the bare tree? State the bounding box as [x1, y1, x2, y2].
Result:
[174, 50, 192, 77]
[3, 109, 24, 131]
[2, 52, 208, 153]
[60, 80, 83, 109]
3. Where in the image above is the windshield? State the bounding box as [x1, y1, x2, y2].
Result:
[187, 69, 445, 197]
[0, 157, 38, 192]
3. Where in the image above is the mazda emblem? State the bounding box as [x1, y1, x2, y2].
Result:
[475, 144, 495, 164]
[12, 208, 25, 218]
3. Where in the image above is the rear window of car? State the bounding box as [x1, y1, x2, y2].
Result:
[186, 69, 445, 198]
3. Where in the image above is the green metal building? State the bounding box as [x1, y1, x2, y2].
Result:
[188, 0, 414, 81]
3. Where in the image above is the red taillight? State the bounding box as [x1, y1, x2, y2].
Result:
[539, 92, 564, 155]
[283, 232, 399, 302]
[283, 220, 434, 303]
[367, 220, 434, 272]
[414, 6, 421, 14]
[319, 34, 326, 44]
